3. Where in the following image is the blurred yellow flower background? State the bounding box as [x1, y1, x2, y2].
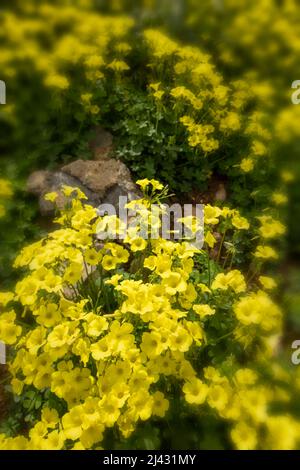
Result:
[0, 0, 300, 451]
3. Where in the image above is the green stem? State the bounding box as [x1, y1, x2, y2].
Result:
[217, 229, 227, 263]
[208, 329, 235, 346]
[222, 251, 230, 269]
[228, 252, 234, 270]
[207, 252, 211, 287]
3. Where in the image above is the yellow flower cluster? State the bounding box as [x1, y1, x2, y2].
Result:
[184, 0, 300, 183]
[144, 29, 267, 159]
[0, 1, 273, 175]
[0, 181, 297, 450]
[0, 3, 134, 92]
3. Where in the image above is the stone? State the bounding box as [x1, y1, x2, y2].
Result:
[214, 183, 227, 202]
[62, 159, 138, 200]
[187, 176, 227, 205]
[89, 126, 113, 160]
[27, 158, 140, 217]
[27, 171, 53, 196]
[28, 170, 101, 216]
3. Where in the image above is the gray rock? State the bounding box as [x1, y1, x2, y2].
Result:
[89, 127, 113, 160]
[27, 158, 140, 217]
[27, 171, 53, 196]
[62, 159, 137, 198]
[214, 183, 227, 202]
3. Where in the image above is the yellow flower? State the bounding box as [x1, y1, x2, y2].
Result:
[183, 378, 208, 405]
[169, 326, 193, 352]
[63, 263, 83, 284]
[197, 283, 211, 294]
[204, 231, 217, 248]
[105, 274, 123, 287]
[51, 370, 70, 398]
[149, 82, 161, 92]
[29, 422, 48, 448]
[144, 29, 178, 59]
[107, 361, 131, 385]
[85, 55, 104, 69]
[107, 59, 129, 72]
[136, 178, 163, 192]
[220, 112, 240, 132]
[81, 93, 92, 104]
[44, 192, 58, 203]
[90, 105, 100, 115]
[115, 42, 132, 54]
[162, 272, 187, 296]
[272, 192, 288, 205]
[80, 423, 104, 449]
[204, 205, 222, 225]
[84, 248, 102, 266]
[258, 217, 286, 239]
[108, 244, 129, 263]
[281, 170, 295, 183]
[15, 278, 40, 306]
[0, 179, 13, 198]
[234, 369, 258, 386]
[128, 390, 153, 421]
[207, 384, 229, 411]
[254, 245, 278, 260]
[62, 407, 84, 440]
[231, 422, 257, 450]
[91, 336, 111, 361]
[136, 178, 151, 191]
[37, 304, 62, 328]
[110, 383, 130, 408]
[85, 314, 108, 338]
[259, 276, 277, 290]
[211, 270, 246, 293]
[0, 311, 22, 345]
[109, 321, 134, 353]
[231, 214, 250, 230]
[144, 255, 157, 271]
[203, 366, 222, 382]
[48, 325, 70, 349]
[152, 391, 169, 418]
[128, 237, 147, 252]
[153, 90, 165, 100]
[11, 378, 24, 395]
[234, 295, 261, 326]
[0, 176, 292, 449]
[72, 338, 90, 365]
[102, 255, 118, 271]
[155, 255, 172, 277]
[266, 416, 299, 450]
[45, 74, 69, 90]
[252, 140, 266, 156]
[184, 321, 203, 345]
[234, 291, 281, 330]
[240, 157, 254, 173]
[0, 204, 6, 219]
[62, 185, 76, 197]
[180, 115, 195, 129]
[193, 304, 215, 318]
[141, 332, 163, 358]
[42, 430, 65, 451]
[41, 408, 59, 429]
[26, 327, 46, 354]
